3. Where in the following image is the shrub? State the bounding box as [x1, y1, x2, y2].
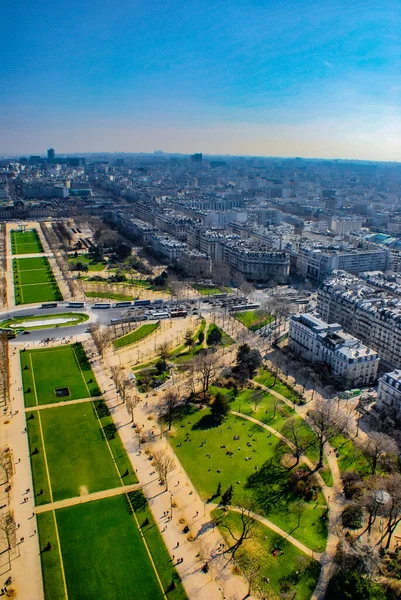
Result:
[342, 504, 364, 530]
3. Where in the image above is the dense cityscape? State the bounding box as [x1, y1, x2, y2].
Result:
[0, 148, 400, 599]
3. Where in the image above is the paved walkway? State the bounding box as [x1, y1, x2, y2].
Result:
[25, 396, 94, 412]
[252, 379, 345, 600]
[35, 483, 142, 513]
[87, 340, 250, 600]
[212, 504, 322, 560]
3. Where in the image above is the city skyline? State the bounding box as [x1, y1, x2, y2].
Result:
[2, 0, 401, 160]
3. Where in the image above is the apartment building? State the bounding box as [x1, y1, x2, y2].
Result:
[151, 234, 187, 262]
[178, 249, 211, 277]
[289, 313, 379, 387]
[293, 245, 389, 282]
[317, 272, 401, 369]
[376, 370, 401, 417]
[220, 240, 289, 283]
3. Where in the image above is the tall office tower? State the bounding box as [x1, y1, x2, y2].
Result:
[47, 148, 55, 161]
[190, 153, 203, 167]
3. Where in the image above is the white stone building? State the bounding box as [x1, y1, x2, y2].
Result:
[289, 313, 379, 388]
[377, 370, 401, 417]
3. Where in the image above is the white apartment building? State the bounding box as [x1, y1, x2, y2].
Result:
[377, 370, 401, 417]
[317, 272, 401, 370]
[289, 313, 379, 388]
[151, 234, 187, 262]
[293, 246, 389, 282]
[178, 249, 211, 277]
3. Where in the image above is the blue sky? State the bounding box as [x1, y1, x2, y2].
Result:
[1, 0, 401, 159]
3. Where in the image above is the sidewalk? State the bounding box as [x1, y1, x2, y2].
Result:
[88, 342, 250, 600]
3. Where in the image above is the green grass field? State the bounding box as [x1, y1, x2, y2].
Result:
[0, 312, 88, 331]
[254, 368, 302, 405]
[235, 309, 274, 331]
[85, 290, 136, 301]
[113, 322, 160, 349]
[26, 401, 137, 504]
[67, 254, 106, 271]
[13, 256, 62, 305]
[192, 284, 222, 295]
[206, 323, 234, 347]
[214, 509, 321, 600]
[21, 343, 101, 407]
[38, 494, 186, 600]
[170, 407, 327, 552]
[11, 229, 44, 254]
[210, 385, 333, 487]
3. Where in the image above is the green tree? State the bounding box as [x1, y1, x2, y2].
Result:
[207, 327, 222, 346]
[198, 331, 205, 344]
[326, 570, 385, 600]
[210, 392, 230, 423]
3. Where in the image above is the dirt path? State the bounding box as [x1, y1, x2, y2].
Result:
[35, 483, 142, 513]
[25, 396, 94, 411]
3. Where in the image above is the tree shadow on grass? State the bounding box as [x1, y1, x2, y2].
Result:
[100, 423, 117, 441]
[191, 414, 219, 431]
[245, 458, 294, 517]
[93, 400, 110, 418]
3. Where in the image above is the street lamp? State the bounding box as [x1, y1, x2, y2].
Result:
[170, 493, 173, 521]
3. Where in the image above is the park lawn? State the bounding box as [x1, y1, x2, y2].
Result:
[210, 386, 333, 487]
[18, 269, 54, 285]
[113, 322, 160, 349]
[28, 403, 123, 502]
[85, 290, 136, 301]
[14, 256, 48, 270]
[254, 368, 302, 405]
[170, 408, 327, 552]
[192, 284, 222, 295]
[170, 319, 207, 364]
[25, 412, 52, 505]
[330, 433, 372, 477]
[11, 229, 43, 254]
[129, 490, 187, 600]
[206, 323, 234, 347]
[67, 254, 106, 271]
[21, 343, 101, 408]
[55, 496, 166, 600]
[15, 283, 62, 305]
[0, 312, 88, 331]
[214, 509, 321, 600]
[93, 399, 138, 485]
[37, 512, 66, 600]
[235, 310, 273, 331]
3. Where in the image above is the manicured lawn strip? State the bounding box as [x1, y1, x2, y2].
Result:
[67, 254, 106, 271]
[192, 284, 222, 295]
[206, 323, 234, 347]
[113, 322, 160, 349]
[55, 497, 166, 600]
[0, 312, 88, 331]
[37, 512, 66, 600]
[15, 283, 61, 305]
[170, 408, 327, 552]
[85, 290, 136, 301]
[129, 490, 187, 600]
[21, 343, 101, 408]
[26, 412, 52, 506]
[254, 368, 303, 405]
[214, 509, 321, 600]
[13, 256, 62, 305]
[234, 309, 274, 331]
[39, 403, 122, 501]
[93, 400, 138, 484]
[11, 229, 44, 254]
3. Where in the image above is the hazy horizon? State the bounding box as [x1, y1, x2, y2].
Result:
[2, 0, 401, 161]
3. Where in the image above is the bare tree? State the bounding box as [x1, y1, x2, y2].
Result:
[250, 389, 264, 412]
[152, 450, 175, 491]
[0, 512, 16, 568]
[241, 558, 262, 599]
[382, 473, 401, 549]
[126, 393, 141, 423]
[361, 432, 398, 477]
[195, 351, 217, 401]
[157, 390, 182, 431]
[308, 398, 349, 469]
[185, 360, 199, 397]
[222, 504, 256, 559]
[293, 501, 306, 528]
[281, 417, 314, 468]
[335, 535, 380, 577]
[0, 449, 13, 484]
[158, 342, 170, 361]
[184, 329, 194, 353]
